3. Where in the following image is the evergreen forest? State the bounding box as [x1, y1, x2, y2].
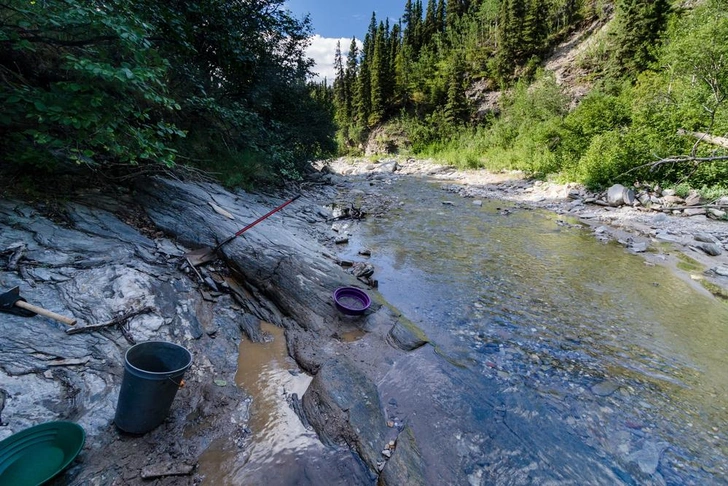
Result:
[329, 0, 728, 193]
[2, 0, 728, 194]
[0, 0, 335, 186]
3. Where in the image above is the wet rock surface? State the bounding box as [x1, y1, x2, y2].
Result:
[2, 157, 727, 484]
[0, 195, 248, 485]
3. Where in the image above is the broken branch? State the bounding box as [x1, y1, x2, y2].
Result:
[66, 306, 153, 336]
[677, 129, 728, 149]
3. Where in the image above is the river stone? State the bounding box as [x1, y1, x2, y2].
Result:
[606, 185, 635, 207]
[713, 266, 728, 277]
[623, 188, 636, 206]
[685, 192, 702, 206]
[591, 380, 621, 397]
[238, 313, 267, 343]
[655, 232, 685, 244]
[694, 233, 719, 244]
[662, 195, 684, 205]
[684, 207, 707, 217]
[379, 426, 427, 486]
[387, 320, 429, 351]
[696, 242, 722, 256]
[627, 441, 669, 475]
[302, 356, 390, 471]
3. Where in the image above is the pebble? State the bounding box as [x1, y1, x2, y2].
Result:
[591, 380, 621, 397]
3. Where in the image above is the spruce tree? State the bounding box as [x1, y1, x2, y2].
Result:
[445, 51, 468, 124]
[436, 0, 446, 34]
[357, 32, 372, 127]
[612, 0, 671, 76]
[522, 0, 549, 60]
[424, 0, 437, 41]
[494, 0, 526, 79]
[333, 41, 346, 123]
[370, 21, 389, 124]
[345, 38, 359, 125]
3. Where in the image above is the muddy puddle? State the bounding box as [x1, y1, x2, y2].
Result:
[339, 177, 728, 482]
[198, 323, 371, 485]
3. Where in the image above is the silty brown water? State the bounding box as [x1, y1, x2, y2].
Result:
[197, 323, 371, 485]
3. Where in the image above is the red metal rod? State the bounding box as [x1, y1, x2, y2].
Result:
[214, 194, 301, 250]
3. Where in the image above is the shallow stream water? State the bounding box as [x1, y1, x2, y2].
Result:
[339, 176, 728, 483]
[197, 323, 371, 484]
[200, 175, 727, 484]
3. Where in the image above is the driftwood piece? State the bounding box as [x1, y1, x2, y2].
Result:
[1, 243, 27, 271]
[207, 201, 235, 220]
[47, 357, 91, 367]
[140, 462, 196, 479]
[66, 307, 153, 339]
[677, 129, 728, 150]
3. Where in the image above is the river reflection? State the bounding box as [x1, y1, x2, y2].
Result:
[340, 177, 728, 483]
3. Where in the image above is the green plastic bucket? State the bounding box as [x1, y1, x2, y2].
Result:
[114, 341, 192, 434]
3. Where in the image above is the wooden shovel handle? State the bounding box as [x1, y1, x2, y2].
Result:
[14, 300, 77, 326]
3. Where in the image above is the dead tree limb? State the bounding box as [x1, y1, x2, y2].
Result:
[677, 129, 728, 150]
[66, 306, 153, 336]
[622, 154, 728, 175]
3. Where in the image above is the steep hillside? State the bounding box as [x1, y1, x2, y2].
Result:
[333, 0, 728, 195]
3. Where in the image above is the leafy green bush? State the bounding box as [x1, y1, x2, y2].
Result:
[563, 130, 630, 188]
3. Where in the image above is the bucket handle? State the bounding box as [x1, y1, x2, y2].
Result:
[168, 376, 186, 388]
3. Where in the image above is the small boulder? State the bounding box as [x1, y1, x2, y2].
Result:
[662, 195, 685, 205]
[683, 207, 707, 217]
[606, 184, 635, 207]
[694, 233, 719, 244]
[685, 191, 702, 206]
[696, 242, 723, 256]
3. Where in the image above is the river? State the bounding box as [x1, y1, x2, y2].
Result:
[337, 176, 728, 484]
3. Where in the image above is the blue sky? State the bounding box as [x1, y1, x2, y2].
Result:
[286, 0, 403, 38]
[285, 0, 405, 81]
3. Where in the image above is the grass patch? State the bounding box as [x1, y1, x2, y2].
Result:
[675, 253, 704, 273]
[700, 279, 728, 301]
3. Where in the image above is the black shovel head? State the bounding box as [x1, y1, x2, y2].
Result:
[0, 286, 37, 317]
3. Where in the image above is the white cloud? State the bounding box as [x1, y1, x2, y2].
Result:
[305, 35, 361, 83]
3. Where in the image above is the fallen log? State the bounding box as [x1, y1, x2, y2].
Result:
[141, 462, 196, 479]
[677, 129, 728, 150]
